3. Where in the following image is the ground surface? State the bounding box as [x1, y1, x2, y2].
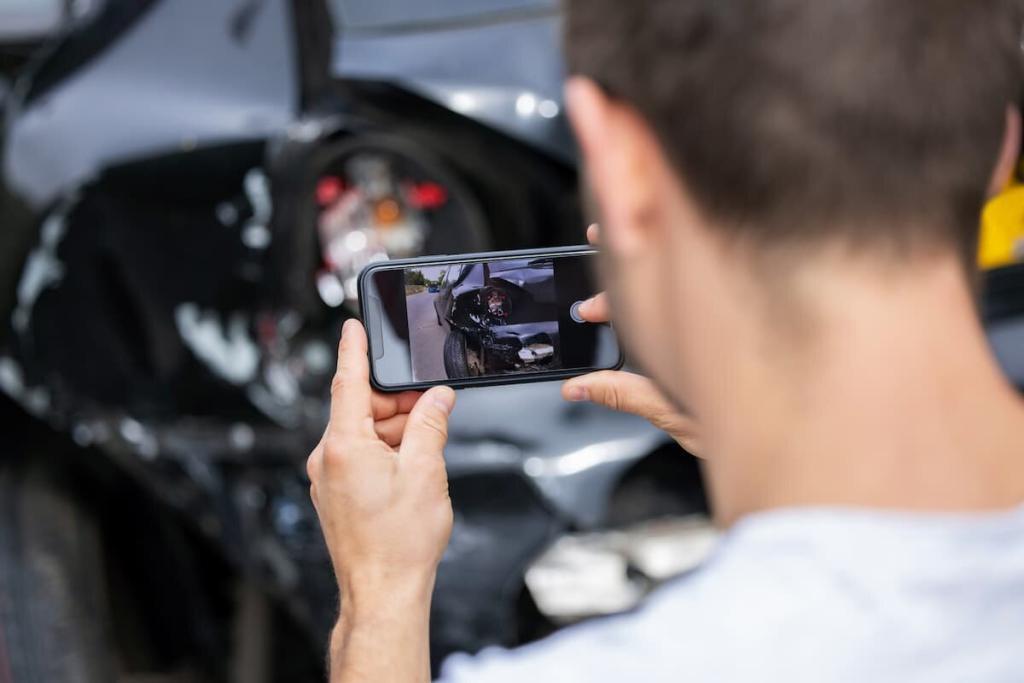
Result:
[407, 291, 448, 381]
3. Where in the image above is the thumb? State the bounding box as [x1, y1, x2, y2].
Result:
[399, 386, 456, 459]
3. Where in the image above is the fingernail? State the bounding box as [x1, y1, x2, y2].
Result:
[342, 318, 356, 335]
[567, 385, 590, 402]
[431, 387, 456, 414]
[579, 296, 596, 315]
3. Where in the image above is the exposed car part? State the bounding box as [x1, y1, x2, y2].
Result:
[525, 516, 718, 623]
[518, 342, 554, 363]
[312, 135, 490, 308]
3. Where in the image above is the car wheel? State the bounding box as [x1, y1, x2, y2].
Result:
[443, 330, 473, 379]
[0, 464, 117, 682]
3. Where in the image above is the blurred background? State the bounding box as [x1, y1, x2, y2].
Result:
[0, 1, 1021, 681]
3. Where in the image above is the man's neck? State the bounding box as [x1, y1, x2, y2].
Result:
[706, 254, 1024, 526]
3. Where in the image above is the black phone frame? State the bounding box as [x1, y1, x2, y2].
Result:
[357, 245, 625, 392]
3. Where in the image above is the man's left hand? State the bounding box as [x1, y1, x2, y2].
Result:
[307, 318, 456, 612]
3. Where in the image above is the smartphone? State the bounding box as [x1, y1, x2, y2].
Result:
[358, 246, 624, 391]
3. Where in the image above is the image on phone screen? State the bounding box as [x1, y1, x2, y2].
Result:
[365, 251, 620, 387]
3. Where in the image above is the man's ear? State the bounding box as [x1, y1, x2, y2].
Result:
[565, 77, 662, 256]
[988, 105, 1021, 197]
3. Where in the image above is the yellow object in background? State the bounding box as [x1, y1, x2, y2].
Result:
[980, 183, 1024, 269]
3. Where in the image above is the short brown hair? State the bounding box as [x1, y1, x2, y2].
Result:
[565, 0, 1024, 262]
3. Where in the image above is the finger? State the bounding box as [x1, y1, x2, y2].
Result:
[371, 390, 423, 421]
[578, 292, 610, 323]
[399, 386, 456, 461]
[586, 223, 600, 246]
[563, 371, 672, 419]
[329, 319, 374, 436]
[374, 414, 409, 448]
[563, 371, 702, 454]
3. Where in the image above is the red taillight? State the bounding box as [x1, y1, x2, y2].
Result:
[408, 182, 448, 210]
[316, 177, 345, 206]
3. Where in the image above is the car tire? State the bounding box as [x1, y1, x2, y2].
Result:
[443, 330, 472, 379]
[0, 464, 118, 682]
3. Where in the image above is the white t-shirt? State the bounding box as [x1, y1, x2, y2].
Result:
[440, 505, 1024, 682]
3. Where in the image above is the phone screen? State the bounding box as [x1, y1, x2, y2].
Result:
[364, 251, 621, 388]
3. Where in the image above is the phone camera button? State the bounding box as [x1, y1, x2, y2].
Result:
[570, 300, 586, 324]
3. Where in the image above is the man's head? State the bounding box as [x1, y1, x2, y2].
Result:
[564, 0, 1023, 437]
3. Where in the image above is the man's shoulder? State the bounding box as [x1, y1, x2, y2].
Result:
[439, 560, 826, 682]
[441, 505, 1024, 682]
[439, 509, 907, 682]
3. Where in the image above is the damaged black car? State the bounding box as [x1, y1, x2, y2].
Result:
[434, 259, 560, 378]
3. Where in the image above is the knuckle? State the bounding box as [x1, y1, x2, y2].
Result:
[602, 383, 624, 412]
[322, 438, 348, 465]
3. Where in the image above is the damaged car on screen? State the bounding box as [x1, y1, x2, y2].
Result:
[435, 259, 560, 377]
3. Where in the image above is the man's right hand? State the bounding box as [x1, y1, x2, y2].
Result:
[561, 225, 703, 457]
